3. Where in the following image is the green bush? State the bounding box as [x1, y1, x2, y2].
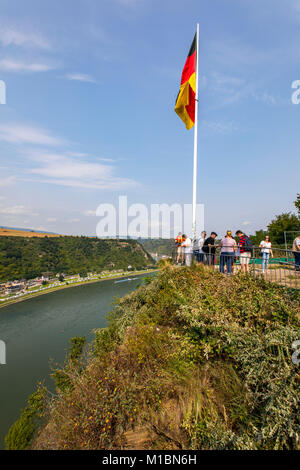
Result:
[5, 387, 46, 450]
[52, 336, 86, 392]
[15, 266, 300, 450]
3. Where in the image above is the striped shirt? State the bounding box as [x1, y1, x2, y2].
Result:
[239, 235, 246, 253]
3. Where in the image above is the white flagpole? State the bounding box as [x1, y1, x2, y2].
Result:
[192, 23, 199, 243]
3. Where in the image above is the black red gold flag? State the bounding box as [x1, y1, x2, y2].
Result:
[175, 34, 197, 130]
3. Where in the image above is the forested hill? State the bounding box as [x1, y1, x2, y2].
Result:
[139, 238, 174, 256]
[0, 236, 154, 281]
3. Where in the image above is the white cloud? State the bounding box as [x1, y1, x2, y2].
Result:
[242, 221, 251, 226]
[0, 27, 51, 50]
[202, 120, 239, 135]
[1, 125, 137, 192]
[0, 204, 39, 216]
[84, 210, 96, 216]
[46, 217, 57, 222]
[0, 176, 16, 187]
[65, 73, 96, 83]
[0, 124, 65, 146]
[67, 151, 89, 158]
[0, 59, 54, 73]
[209, 40, 272, 69]
[252, 91, 277, 105]
[207, 72, 251, 107]
[68, 218, 80, 223]
[26, 151, 138, 190]
[206, 72, 282, 109]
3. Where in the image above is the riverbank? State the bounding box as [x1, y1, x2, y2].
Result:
[11, 265, 299, 451]
[0, 269, 158, 310]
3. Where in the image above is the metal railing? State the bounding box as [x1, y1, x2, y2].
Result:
[171, 246, 300, 290]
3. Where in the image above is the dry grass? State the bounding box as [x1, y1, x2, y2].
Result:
[0, 228, 61, 238]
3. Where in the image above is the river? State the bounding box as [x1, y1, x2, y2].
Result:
[0, 274, 150, 449]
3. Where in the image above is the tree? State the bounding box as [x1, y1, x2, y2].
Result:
[294, 194, 300, 218]
[79, 270, 88, 279]
[267, 213, 300, 245]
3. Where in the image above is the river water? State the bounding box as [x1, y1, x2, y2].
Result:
[0, 275, 148, 449]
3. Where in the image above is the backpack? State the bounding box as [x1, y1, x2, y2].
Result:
[244, 236, 253, 254]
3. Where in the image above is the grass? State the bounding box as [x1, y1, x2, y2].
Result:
[6, 265, 300, 450]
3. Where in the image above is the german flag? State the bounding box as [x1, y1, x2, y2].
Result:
[175, 34, 197, 130]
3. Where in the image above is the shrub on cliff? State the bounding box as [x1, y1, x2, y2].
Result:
[10, 266, 300, 450]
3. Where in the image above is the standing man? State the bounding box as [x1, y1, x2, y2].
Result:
[195, 231, 206, 264]
[202, 232, 218, 266]
[235, 230, 253, 273]
[182, 234, 193, 267]
[292, 234, 300, 272]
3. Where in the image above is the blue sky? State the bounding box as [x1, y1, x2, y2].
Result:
[0, 0, 299, 237]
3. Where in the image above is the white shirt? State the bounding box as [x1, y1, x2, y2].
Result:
[182, 237, 193, 254]
[260, 241, 272, 253]
[294, 238, 300, 251]
[198, 237, 205, 253]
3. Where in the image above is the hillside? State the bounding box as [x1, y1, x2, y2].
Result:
[0, 227, 60, 238]
[6, 265, 299, 450]
[0, 236, 154, 281]
[139, 238, 174, 257]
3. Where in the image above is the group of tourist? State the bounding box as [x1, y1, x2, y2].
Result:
[175, 231, 300, 274]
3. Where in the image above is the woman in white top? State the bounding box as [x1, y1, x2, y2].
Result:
[292, 234, 300, 271]
[259, 235, 273, 273]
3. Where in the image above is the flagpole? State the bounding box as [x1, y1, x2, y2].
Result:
[192, 23, 199, 243]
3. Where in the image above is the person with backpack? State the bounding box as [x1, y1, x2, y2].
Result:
[235, 230, 253, 273]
